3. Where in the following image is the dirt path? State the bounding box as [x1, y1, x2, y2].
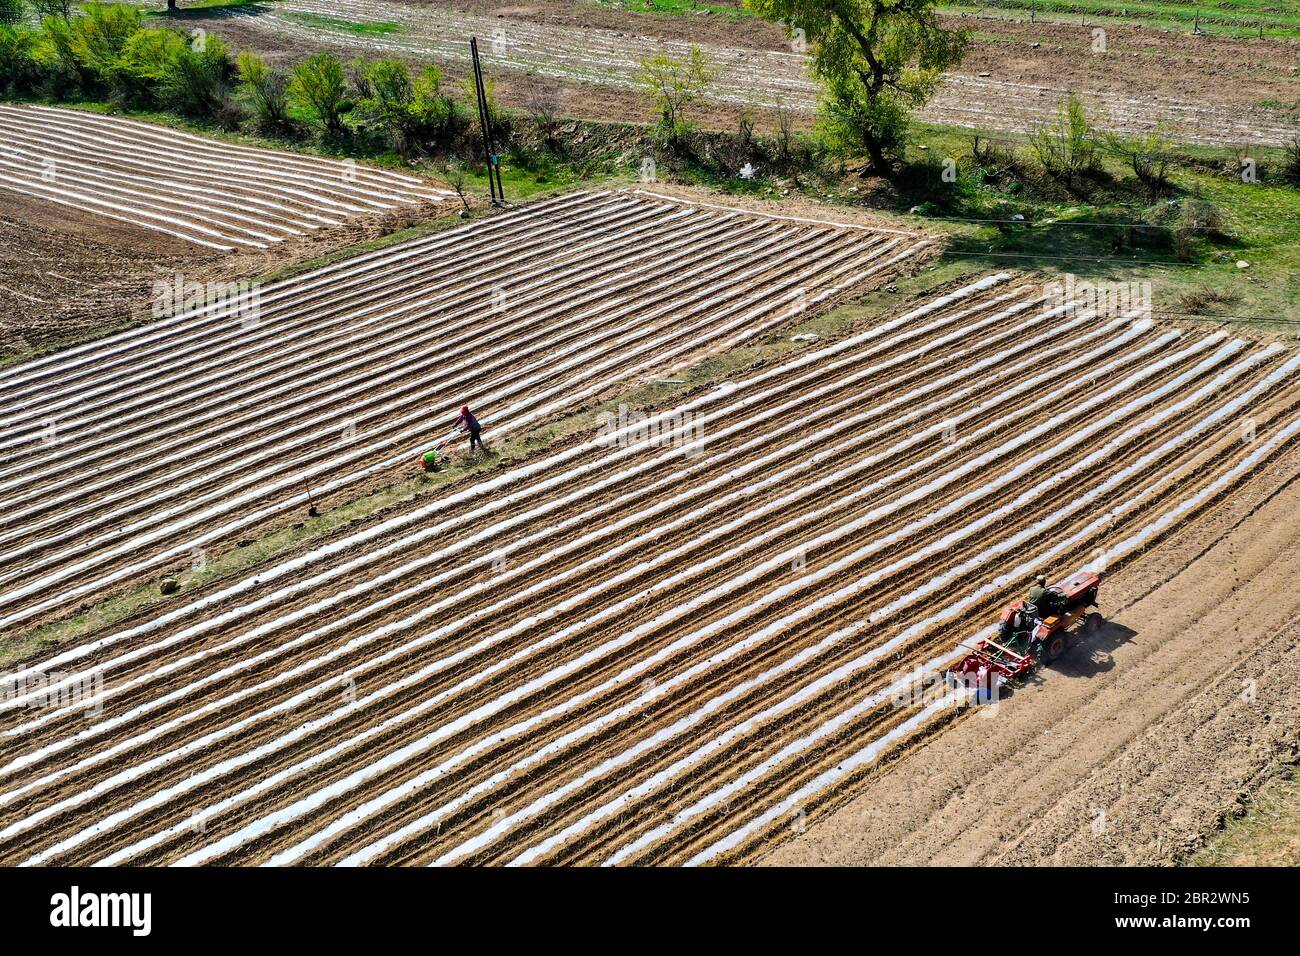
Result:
[764, 441, 1300, 866]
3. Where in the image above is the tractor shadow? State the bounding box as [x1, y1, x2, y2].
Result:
[1037, 614, 1138, 684]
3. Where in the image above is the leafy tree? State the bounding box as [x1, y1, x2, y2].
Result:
[746, 0, 967, 174]
[158, 30, 232, 117]
[38, 12, 85, 92]
[0, 24, 40, 91]
[352, 59, 459, 156]
[114, 25, 187, 100]
[289, 51, 347, 136]
[638, 46, 716, 148]
[0, 0, 24, 26]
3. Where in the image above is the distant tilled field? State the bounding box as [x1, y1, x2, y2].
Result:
[3, 270, 1299, 866]
[243, 0, 1298, 145]
[0, 104, 450, 252]
[0, 189, 929, 634]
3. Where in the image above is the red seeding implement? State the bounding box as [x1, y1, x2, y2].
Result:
[949, 571, 1102, 686]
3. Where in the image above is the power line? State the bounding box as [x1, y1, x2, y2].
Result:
[912, 214, 1224, 231]
[938, 249, 1210, 266]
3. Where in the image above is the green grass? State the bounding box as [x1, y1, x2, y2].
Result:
[683, 117, 1300, 331]
[895, 124, 1300, 331]
[1190, 769, 1300, 866]
[592, 0, 755, 18]
[280, 12, 404, 35]
[942, 0, 1300, 39]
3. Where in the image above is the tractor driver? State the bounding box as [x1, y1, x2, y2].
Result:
[1025, 574, 1049, 610]
[1025, 574, 1063, 618]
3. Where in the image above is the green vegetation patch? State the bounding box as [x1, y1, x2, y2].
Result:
[281, 11, 404, 36]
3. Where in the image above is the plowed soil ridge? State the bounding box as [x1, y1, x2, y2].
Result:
[0, 104, 451, 252]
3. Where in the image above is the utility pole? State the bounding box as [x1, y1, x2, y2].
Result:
[470, 37, 505, 205]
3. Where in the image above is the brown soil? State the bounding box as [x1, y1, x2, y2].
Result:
[764, 441, 1300, 866]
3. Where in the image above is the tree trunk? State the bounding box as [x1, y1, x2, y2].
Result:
[862, 135, 889, 177]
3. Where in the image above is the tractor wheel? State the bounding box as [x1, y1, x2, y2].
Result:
[1043, 631, 1068, 663]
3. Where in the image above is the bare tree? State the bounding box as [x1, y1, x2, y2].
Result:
[524, 85, 561, 148]
[445, 160, 472, 213]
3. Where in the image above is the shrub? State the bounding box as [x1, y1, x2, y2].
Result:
[412, 64, 460, 143]
[1284, 133, 1300, 186]
[1030, 94, 1101, 188]
[236, 50, 289, 130]
[115, 26, 187, 102]
[69, 2, 142, 87]
[1148, 196, 1224, 260]
[1105, 127, 1173, 197]
[523, 85, 560, 148]
[37, 12, 84, 95]
[638, 47, 716, 148]
[352, 59, 460, 157]
[158, 31, 232, 117]
[289, 52, 347, 136]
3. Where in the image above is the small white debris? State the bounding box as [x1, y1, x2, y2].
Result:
[790, 333, 820, 343]
[1236, 260, 1250, 269]
[738, 162, 755, 180]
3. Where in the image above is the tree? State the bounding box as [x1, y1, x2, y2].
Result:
[289, 52, 347, 136]
[69, 2, 143, 85]
[638, 46, 716, 148]
[0, 0, 24, 26]
[28, 0, 74, 19]
[746, 0, 967, 175]
[0, 24, 40, 91]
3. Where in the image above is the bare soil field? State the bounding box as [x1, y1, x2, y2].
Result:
[3, 271, 1299, 866]
[187, 1, 1300, 145]
[0, 188, 929, 634]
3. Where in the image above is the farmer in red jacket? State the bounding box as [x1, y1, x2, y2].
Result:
[454, 404, 487, 455]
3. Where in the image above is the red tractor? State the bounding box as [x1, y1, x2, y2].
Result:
[949, 570, 1102, 686]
